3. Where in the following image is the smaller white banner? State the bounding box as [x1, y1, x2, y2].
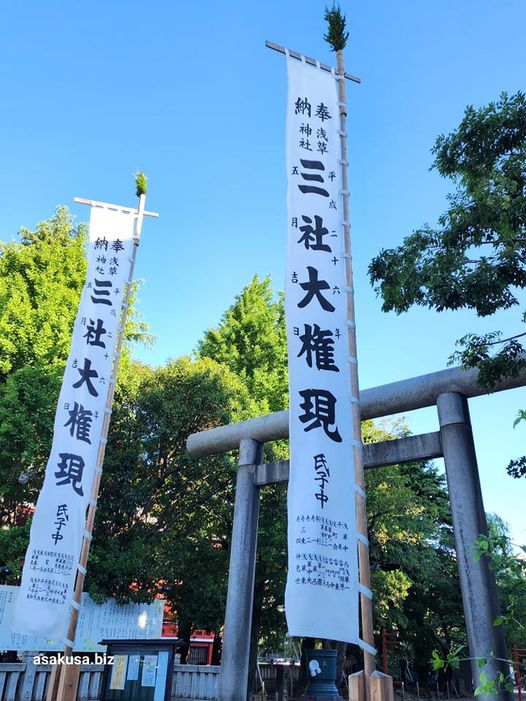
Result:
[11, 206, 135, 640]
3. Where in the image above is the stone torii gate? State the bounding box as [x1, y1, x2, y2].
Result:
[187, 362, 526, 701]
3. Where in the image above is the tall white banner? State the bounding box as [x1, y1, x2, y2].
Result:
[11, 206, 135, 640]
[284, 57, 364, 645]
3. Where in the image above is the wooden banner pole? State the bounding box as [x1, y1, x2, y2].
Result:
[51, 192, 152, 701]
[335, 47, 376, 682]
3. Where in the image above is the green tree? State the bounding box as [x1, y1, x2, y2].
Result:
[198, 274, 288, 414]
[364, 421, 464, 671]
[475, 514, 526, 649]
[87, 355, 259, 657]
[0, 206, 87, 376]
[368, 92, 526, 475]
[197, 276, 290, 684]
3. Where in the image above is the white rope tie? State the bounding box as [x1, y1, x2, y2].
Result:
[359, 639, 377, 656]
[359, 583, 373, 599]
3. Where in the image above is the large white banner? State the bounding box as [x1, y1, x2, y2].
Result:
[284, 57, 365, 645]
[11, 206, 135, 640]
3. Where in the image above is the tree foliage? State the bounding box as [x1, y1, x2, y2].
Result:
[198, 275, 288, 414]
[364, 422, 464, 665]
[0, 207, 87, 377]
[474, 514, 526, 649]
[197, 276, 290, 673]
[88, 355, 258, 638]
[369, 92, 526, 475]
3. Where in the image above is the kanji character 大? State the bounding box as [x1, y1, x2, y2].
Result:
[298, 267, 335, 312]
[72, 358, 99, 397]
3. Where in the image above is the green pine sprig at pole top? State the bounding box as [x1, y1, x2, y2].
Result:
[324, 3, 349, 52]
[135, 170, 147, 197]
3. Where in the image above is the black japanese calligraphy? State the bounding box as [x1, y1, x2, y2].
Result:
[64, 402, 93, 444]
[84, 318, 107, 348]
[298, 389, 342, 442]
[295, 97, 312, 117]
[298, 267, 336, 312]
[54, 453, 85, 496]
[94, 237, 108, 251]
[72, 358, 99, 397]
[298, 159, 329, 197]
[313, 453, 330, 508]
[111, 239, 124, 253]
[315, 103, 332, 121]
[297, 324, 339, 372]
[297, 215, 331, 252]
[90, 279, 112, 306]
[51, 504, 69, 545]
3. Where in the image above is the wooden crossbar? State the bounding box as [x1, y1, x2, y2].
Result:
[265, 40, 361, 84]
[73, 197, 159, 218]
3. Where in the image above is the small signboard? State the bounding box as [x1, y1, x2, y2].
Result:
[100, 639, 184, 701]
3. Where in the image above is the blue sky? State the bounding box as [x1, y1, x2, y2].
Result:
[0, 1, 524, 542]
